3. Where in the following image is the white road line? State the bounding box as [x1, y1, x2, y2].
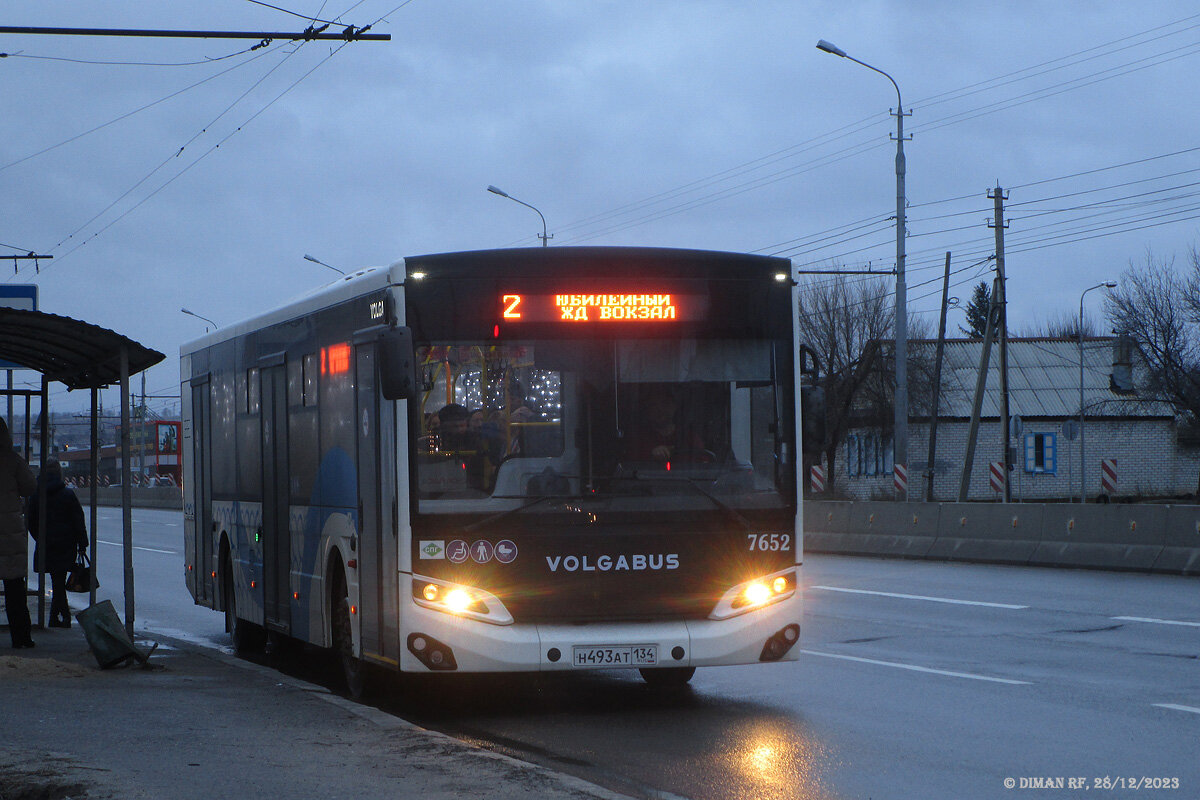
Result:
[801, 649, 1032, 685]
[1153, 703, 1200, 715]
[811, 585, 1028, 610]
[1113, 616, 1200, 628]
[97, 539, 176, 555]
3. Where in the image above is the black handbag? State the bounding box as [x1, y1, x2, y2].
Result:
[66, 552, 98, 593]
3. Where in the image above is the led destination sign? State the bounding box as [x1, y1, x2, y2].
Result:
[501, 292, 706, 323]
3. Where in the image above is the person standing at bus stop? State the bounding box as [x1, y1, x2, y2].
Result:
[0, 418, 37, 648]
[28, 459, 88, 628]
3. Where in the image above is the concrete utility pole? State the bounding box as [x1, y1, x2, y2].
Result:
[816, 40, 910, 495]
[959, 276, 1003, 502]
[989, 187, 1012, 502]
[925, 252, 952, 502]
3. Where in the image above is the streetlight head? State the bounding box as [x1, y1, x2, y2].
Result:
[180, 307, 192, 315]
[816, 39, 847, 58]
[486, 185, 509, 198]
[303, 254, 320, 263]
[1104, 281, 1117, 288]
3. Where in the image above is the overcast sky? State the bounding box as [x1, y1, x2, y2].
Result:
[3, 1, 1200, 414]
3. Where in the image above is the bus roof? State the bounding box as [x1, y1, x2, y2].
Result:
[179, 246, 792, 356]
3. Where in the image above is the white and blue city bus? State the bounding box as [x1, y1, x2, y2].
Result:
[182, 247, 816, 694]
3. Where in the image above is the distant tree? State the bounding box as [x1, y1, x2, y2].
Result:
[960, 282, 992, 337]
[1105, 248, 1200, 425]
[1017, 310, 1102, 338]
[796, 276, 935, 490]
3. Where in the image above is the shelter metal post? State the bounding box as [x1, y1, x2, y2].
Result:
[36, 377, 49, 627]
[89, 386, 100, 608]
[120, 345, 135, 640]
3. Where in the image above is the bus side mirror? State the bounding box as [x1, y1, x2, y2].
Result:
[800, 385, 825, 456]
[379, 327, 416, 400]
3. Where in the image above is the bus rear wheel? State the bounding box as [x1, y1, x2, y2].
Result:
[639, 666, 695, 687]
[331, 568, 367, 699]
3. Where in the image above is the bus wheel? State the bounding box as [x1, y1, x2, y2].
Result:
[639, 667, 695, 687]
[224, 556, 265, 654]
[331, 569, 367, 699]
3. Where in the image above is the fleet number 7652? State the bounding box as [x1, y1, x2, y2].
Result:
[747, 533, 791, 551]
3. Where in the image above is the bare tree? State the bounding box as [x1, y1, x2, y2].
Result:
[797, 276, 891, 489]
[1016, 310, 1103, 338]
[1105, 248, 1200, 424]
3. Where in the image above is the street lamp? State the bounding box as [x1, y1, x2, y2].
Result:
[487, 185, 552, 246]
[817, 39, 910, 493]
[1078, 281, 1116, 503]
[303, 253, 345, 275]
[180, 307, 218, 332]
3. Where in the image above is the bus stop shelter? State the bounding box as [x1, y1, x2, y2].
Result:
[0, 306, 164, 638]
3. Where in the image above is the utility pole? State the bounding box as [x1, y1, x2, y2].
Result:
[988, 186, 1012, 502]
[959, 275, 1003, 502]
[925, 252, 952, 502]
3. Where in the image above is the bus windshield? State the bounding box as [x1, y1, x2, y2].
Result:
[414, 339, 791, 513]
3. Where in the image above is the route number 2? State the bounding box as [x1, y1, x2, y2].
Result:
[747, 533, 791, 552]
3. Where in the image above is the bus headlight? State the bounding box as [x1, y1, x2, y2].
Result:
[412, 576, 514, 625]
[709, 568, 796, 620]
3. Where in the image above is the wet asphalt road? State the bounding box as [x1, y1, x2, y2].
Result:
[82, 508, 1200, 800]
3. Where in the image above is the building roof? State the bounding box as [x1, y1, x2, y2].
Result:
[917, 337, 1172, 420]
[0, 307, 164, 390]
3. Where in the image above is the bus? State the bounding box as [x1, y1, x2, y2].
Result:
[181, 247, 817, 694]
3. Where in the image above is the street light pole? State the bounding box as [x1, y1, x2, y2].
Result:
[303, 253, 346, 275]
[180, 307, 218, 332]
[817, 39, 909, 492]
[487, 185, 552, 246]
[1078, 281, 1116, 503]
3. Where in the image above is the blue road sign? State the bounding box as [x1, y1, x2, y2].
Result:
[0, 285, 38, 370]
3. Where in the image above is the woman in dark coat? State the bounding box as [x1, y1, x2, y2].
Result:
[0, 418, 37, 647]
[28, 459, 88, 628]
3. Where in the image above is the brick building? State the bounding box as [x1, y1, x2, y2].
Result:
[831, 337, 1200, 502]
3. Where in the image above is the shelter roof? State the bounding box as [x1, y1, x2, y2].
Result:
[0, 307, 164, 390]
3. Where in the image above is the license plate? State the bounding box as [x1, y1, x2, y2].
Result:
[572, 645, 658, 667]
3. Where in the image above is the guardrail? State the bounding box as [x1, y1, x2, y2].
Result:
[803, 500, 1200, 575]
[75, 486, 183, 511]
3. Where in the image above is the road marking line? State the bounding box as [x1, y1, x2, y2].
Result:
[800, 649, 1032, 685]
[1112, 615, 1200, 628]
[1153, 703, 1200, 715]
[811, 585, 1028, 609]
[98, 539, 176, 555]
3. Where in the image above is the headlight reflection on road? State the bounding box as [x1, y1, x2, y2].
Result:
[723, 721, 836, 800]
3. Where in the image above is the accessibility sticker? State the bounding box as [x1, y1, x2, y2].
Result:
[495, 539, 518, 564]
[446, 540, 469, 564]
[471, 540, 495, 564]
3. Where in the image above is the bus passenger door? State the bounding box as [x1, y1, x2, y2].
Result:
[260, 360, 291, 633]
[356, 342, 392, 660]
[190, 378, 213, 605]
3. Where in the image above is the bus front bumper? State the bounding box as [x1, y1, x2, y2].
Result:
[398, 596, 801, 674]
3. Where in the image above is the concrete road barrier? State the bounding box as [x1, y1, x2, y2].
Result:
[804, 499, 1199, 575]
[927, 503, 1043, 565]
[1151, 505, 1200, 575]
[1031, 504, 1167, 571]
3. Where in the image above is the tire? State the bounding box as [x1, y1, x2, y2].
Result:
[639, 666, 696, 687]
[331, 567, 367, 699]
[224, 555, 265, 655]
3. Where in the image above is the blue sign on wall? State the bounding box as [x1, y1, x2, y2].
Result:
[0, 285, 38, 370]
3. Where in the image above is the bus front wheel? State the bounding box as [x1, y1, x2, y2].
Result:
[331, 568, 367, 699]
